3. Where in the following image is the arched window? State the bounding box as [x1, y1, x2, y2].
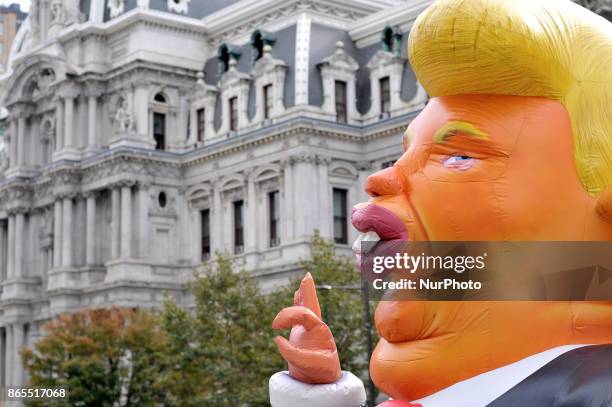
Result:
[154, 92, 166, 103]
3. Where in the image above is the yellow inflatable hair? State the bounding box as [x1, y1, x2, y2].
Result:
[408, 0, 612, 196]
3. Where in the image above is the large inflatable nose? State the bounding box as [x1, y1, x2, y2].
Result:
[365, 166, 406, 197]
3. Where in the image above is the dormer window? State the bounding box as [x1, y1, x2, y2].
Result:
[188, 71, 219, 146]
[364, 28, 426, 123]
[229, 97, 238, 131]
[263, 84, 273, 120]
[335, 80, 347, 123]
[251, 38, 287, 125]
[218, 46, 251, 135]
[380, 76, 391, 115]
[318, 41, 360, 124]
[197, 108, 205, 142]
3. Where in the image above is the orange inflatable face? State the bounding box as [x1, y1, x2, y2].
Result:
[364, 94, 608, 242]
[360, 95, 612, 401]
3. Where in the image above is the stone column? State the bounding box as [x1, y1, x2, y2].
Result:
[85, 192, 96, 265]
[87, 93, 98, 151]
[62, 197, 73, 267]
[137, 184, 150, 259]
[211, 183, 223, 253]
[120, 184, 132, 258]
[0, 324, 5, 387]
[5, 325, 12, 387]
[9, 120, 17, 167]
[64, 96, 75, 149]
[0, 222, 5, 281]
[317, 156, 332, 237]
[110, 188, 121, 259]
[17, 115, 26, 167]
[53, 200, 63, 268]
[6, 216, 14, 279]
[245, 173, 257, 252]
[12, 323, 23, 387]
[89, 0, 105, 23]
[13, 211, 24, 278]
[133, 80, 150, 144]
[281, 159, 294, 242]
[188, 107, 197, 145]
[55, 99, 64, 151]
[192, 208, 202, 263]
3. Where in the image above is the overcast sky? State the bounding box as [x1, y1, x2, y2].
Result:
[1, 0, 29, 12]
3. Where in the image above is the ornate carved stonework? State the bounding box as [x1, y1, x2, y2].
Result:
[167, 0, 190, 14]
[149, 189, 178, 218]
[113, 96, 136, 134]
[108, 0, 126, 19]
[39, 207, 54, 249]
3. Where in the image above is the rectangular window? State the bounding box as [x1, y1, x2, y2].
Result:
[333, 188, 348, 244]
[380, 76, 391, 114]
[229, 97, 238, 131]
[233, 200, 244, 254]
[334, 80, 347, 124]
[268, 191, 280, 247]
[201, 209, 211, 260]
[197, 108, 205, 142]
[153, 113, 166, 150]
[263, 84, 273, 120]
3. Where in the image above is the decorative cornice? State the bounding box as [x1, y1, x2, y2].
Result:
[348, 0, 433, 47]
[204, 0, 384, 48]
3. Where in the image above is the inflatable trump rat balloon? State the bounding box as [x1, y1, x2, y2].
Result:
[271, 0, 612, 405]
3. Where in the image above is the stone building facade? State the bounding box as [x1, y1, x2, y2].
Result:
[0, 0, 433, 387]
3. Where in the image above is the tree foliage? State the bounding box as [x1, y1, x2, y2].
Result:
[23, 233, 376, 405]
[159, 253, 285, 406]
[22, 308, 168, 407]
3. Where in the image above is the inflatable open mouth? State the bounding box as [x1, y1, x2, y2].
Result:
[351, 204, 409, 268]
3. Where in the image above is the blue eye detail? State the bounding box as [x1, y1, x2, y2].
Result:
[443, 155, 474, 170]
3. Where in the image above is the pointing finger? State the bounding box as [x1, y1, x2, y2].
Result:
[294, 273, 322, 319]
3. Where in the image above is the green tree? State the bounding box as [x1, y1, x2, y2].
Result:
[159, 252, 285, 406]
[22, 307, 168, 407]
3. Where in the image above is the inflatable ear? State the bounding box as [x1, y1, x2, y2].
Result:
[596, 188, 612, 222]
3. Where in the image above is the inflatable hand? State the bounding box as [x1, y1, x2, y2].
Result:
[272, 273, 342, 384]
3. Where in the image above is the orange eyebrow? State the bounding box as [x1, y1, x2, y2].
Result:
[433, 121, 489, 143]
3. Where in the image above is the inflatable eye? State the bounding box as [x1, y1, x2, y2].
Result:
[443, 155, 474, 171]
